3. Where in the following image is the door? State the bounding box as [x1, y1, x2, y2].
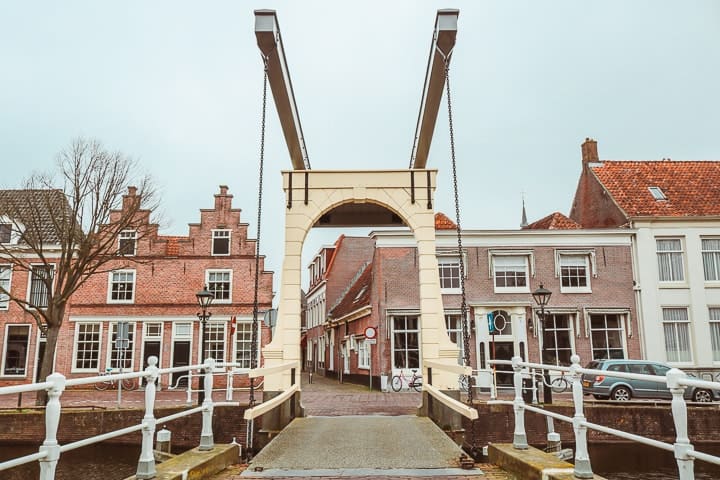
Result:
[34, 338, 46, 383]
[172, 341, 191, 387]
[491, 341, 515, 386]
[142, 341, 161, 386]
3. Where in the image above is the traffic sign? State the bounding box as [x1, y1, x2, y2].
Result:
[366, 339, 377, 345]
[364, 326, 377, 339]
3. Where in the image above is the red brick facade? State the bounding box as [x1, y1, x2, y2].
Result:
[0, 186, 274, 388]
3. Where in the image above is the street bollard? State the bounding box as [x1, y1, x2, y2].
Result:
[156, 427, 172, 454]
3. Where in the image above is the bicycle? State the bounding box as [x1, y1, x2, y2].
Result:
[458, 374, 469, 393]
[548, 371, 572, 393]
[95, 368, 138, 391]
[391, 369, 422, 392]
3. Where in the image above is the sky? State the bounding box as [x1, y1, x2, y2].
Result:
[1, 1, 719, 299]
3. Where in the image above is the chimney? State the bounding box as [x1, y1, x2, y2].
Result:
[581, 138, 599, 166]
[122, 185, 140, 211]
[214, 185, 233, 212]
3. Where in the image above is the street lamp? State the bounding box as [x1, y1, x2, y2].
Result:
[196, 286, 214, 405]
[532, 283, 553, 404]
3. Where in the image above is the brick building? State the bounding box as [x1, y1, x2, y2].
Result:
[305, 212, 640, 389]
[570, 138, 720, 374]
[0, 186, 273, 388]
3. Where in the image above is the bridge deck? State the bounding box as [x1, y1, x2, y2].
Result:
[242, 415, 484, 477]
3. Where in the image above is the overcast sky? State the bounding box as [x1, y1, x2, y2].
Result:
[2, 1, 719, 298]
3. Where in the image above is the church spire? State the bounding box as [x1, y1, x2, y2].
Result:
[520, 194, 528, 228]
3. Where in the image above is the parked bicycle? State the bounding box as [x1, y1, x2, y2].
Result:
[95, 368, 138, 391]
[391, 369, 422, 392]
[547, 371, 572, 393]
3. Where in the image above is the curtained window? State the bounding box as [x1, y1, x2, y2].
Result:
[662, 307, 691, 362]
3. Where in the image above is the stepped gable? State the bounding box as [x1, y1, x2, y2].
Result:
[524, 212, 582, 230]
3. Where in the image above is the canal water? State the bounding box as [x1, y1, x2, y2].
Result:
[2, 442, 720, 479]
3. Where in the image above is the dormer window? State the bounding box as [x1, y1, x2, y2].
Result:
[649, 186, 667, 201]
[212, 230, 231, 256]
[118, 230, 137, 256]
[0, 224, 11, 243]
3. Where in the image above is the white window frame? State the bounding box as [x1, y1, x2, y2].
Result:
[390, 315, 421, 372]
[106, 322, 136, 371]
[0, 223, 11, 244]
[2, 323, 31, 377]
[701, 238, 720, 283]
[118, 230, 137, 256]
[357, 338, 370, 369]
[539, 313, 575, 367]
[233, 319, 258, 369]
[656, 238, 685, 283]
[445, 313, 465, 365]
[437, 255, 462, 293]
[27, 264, 55, 309]
[662, 307, 692, 364]
[492, 254, 530, 293]
[199, 321, 226, 368]
[588, 313, 627, 360]
[0, 264, 12, 310]
[206, 269, 232, 303]
[107, 269, 136, 304]
[141, 322, 163, 370]
[556, 250, 594, 293]
[211, 229, 231, 256]
[71, 322, 103, 373]
[709, 307, 720, 363]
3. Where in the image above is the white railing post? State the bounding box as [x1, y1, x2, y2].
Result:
[136, 356, 160, 479]
[226, 369, 234, 401]
[39, 373, 66, 480]
[199, 358, 215, 451]
[667, 368, 694, 480]
[186, 371, 193, 405]
[531, 368, 539, 405]
[511, 356, 528, 449]
[569, 354, 593, 478]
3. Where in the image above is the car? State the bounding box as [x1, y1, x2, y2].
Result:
[581, 359, 719, 402]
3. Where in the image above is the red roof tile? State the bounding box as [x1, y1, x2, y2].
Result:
[592, 160, 720, 217]
[525, 212, 582, 230]
[435, 212, 457, 230]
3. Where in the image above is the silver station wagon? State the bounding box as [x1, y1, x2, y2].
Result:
[582, 359, 719, 402]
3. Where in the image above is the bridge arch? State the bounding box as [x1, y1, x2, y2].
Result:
[262, 169, 460, 392]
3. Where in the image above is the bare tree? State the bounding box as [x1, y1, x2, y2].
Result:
[0, 138, 158, 404]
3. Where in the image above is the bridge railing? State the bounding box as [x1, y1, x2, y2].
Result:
[0, 356, 243, 480]
[424, 360, 478, 420]
[489, 355, 720, 480]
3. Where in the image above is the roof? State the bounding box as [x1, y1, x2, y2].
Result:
[329, 261, 372, 319]
[591, 160, 720, 217]
[0, 189, 71, 244]
[160, 235, 184, 256]
[435, 212, 457, 230]
[524, 212, 582, 230]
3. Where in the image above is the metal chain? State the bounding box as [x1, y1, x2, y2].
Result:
[249, 60, 269, 407]
[445, 61, 473, 404]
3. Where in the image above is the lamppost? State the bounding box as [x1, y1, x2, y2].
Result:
[196, 286, 214, 405]
[532, 283, 553, 404]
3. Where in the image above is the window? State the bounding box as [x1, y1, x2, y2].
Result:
[702, 239, 720, 282]
[174, 322, 192, 338]
[207, 270, 231, 302]
[318, 335, 326, 369]
[358, 339, 370, 369]
[662, 307, 691, 362]
[493, 255, 528, 291]
[0, 224, 11, 243]
[108, 322, 135, 370]
[118, 230, 137, 256]
[656, 238, 684, 282]
[445, 314, 465, 364]
[235, 321, 254, 368]
[709, 308, 720, 362]
[391, 315, 420, 370]
[559, 254, 590, 291]
[438, 256, 461, 290]
[3, 324, 30, 375]
[0, 265, 11, 310]
[29, 265, 53, 308]
[541, 314, 573, 366]
[203, 323, 225, 363]
[648, 186, 667, 201]
[590, 314, 625, 360]
[144, 322, 162, 338]
[109, 270, 136, 303]
[212, 230, 231, 256]
[74, 323, 102, 370]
